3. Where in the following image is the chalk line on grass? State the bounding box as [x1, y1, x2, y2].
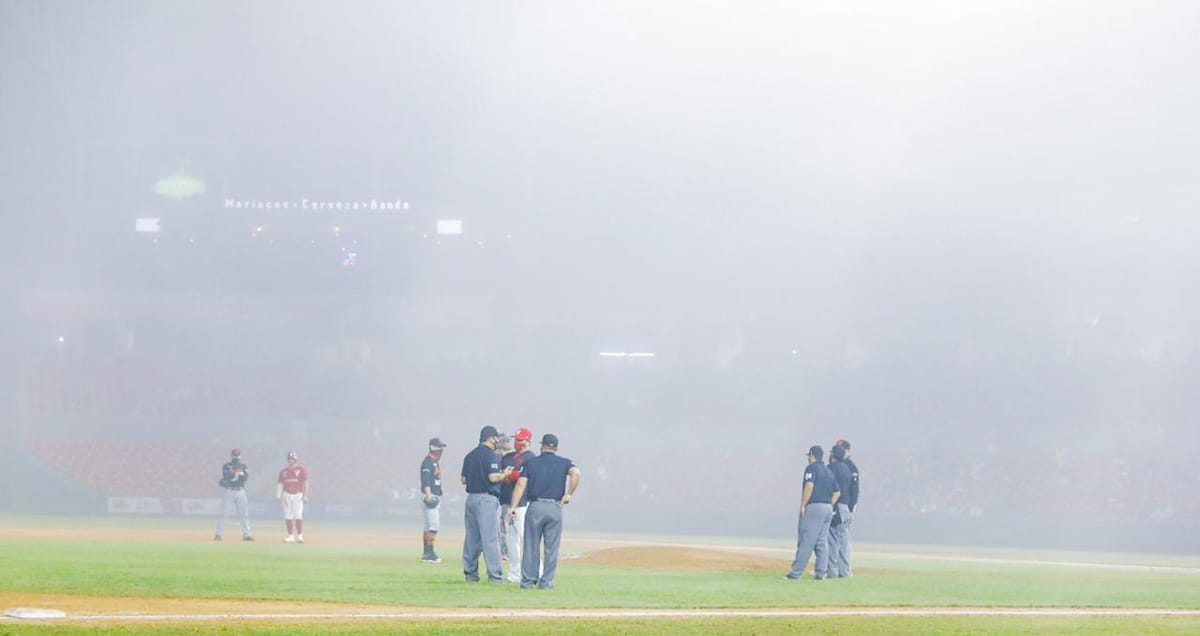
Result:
[5, 608, 1200, 622]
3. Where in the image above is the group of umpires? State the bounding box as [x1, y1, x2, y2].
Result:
[420, 425, 581, 589]
[785, 439, 860, 581]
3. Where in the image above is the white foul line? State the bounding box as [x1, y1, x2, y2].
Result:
[864, 552, 1200, 574]
[6, 608, 1200, 622]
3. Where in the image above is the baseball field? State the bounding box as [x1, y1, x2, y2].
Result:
[1, 514, 1198, 634]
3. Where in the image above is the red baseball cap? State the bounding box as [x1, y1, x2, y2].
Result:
[514, 428, 533, 442]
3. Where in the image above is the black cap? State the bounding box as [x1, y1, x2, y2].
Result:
[540, 433, 559, 448]
[230, 448, 241, 457]
[808, 445, 823, 460]
[428, 437, 446, 449]
[479, 425, 500, 442]
[835, 439, 851, 451]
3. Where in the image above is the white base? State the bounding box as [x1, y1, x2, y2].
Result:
[5, 607, 68, 619]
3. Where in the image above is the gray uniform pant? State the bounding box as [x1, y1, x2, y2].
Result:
[499, 503, 509, 558]
[788, 502, 833, 579]
[826, 503, 851, 577]
[422, 500, 440, 533]
[216, 488, 251, 538]
[843, 507, 853, 575]
[522, 499, 563, 589]
[462, 493, 504, 582]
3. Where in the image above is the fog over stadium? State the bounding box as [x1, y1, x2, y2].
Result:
[1, 1, 1198, 553]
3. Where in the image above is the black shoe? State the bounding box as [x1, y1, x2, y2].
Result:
[213, 535, 222, 541]
[243, 536, 255, 542]
[465, 575, 480, 582]
[783, 573, 801, 580]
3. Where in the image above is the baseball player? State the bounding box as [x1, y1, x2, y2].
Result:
[784, 445, 839, 581]
[495, 433, 513, 457]
[509, 433, 580, 589]
[420, 437, 447, 563]
[500, 427, 536, 583]
[276, 451, 309, 543]
[214, 448, 253, 541]
[460, 425, 513, 583]
[495, 433, 513, 560]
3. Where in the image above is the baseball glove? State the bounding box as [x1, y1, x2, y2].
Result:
[423, 495, 440, 509]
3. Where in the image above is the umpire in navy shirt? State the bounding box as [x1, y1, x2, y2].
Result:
[460, 425, 513, 583]
[826, 444, 854, 578]
[785, 445, 840, 581]
[509, 433, 580, 589]
[835, 439, 860, 576]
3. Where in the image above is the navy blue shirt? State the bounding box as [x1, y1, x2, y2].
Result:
[522, 452, 575, 501]
[220, 460, 249, 490]
[500, 449, 536, 507]
[829, 458, 853, 527]
[461, 444, 502, 497]
[803, 460, 839, 505]
[420, 455, 443, 497]
[829, 460, 853, 504]
[841, 457, 860, 511]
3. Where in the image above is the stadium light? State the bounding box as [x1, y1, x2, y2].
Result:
[135, 218, 161, 233]
[152, 173, 206, 198]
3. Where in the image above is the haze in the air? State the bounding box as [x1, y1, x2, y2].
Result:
[1, 0, 1198, 552]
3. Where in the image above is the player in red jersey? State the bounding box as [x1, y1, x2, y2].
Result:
[276, 451, 309, 543]
[501, 427, 537, 582]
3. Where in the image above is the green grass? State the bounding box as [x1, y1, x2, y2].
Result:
[1, 538, 1196, 609]
[1, 515, 1198, 634]
[6, 617, 1200, 636]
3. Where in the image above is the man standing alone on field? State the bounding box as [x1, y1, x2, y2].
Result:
[276, 451, 309, 543]
[784, 445, 838, 581]
[215, 448, 253, 542]
[420, 437, 447, 563]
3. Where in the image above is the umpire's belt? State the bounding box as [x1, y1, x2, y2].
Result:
[533, 498, 560, 503]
